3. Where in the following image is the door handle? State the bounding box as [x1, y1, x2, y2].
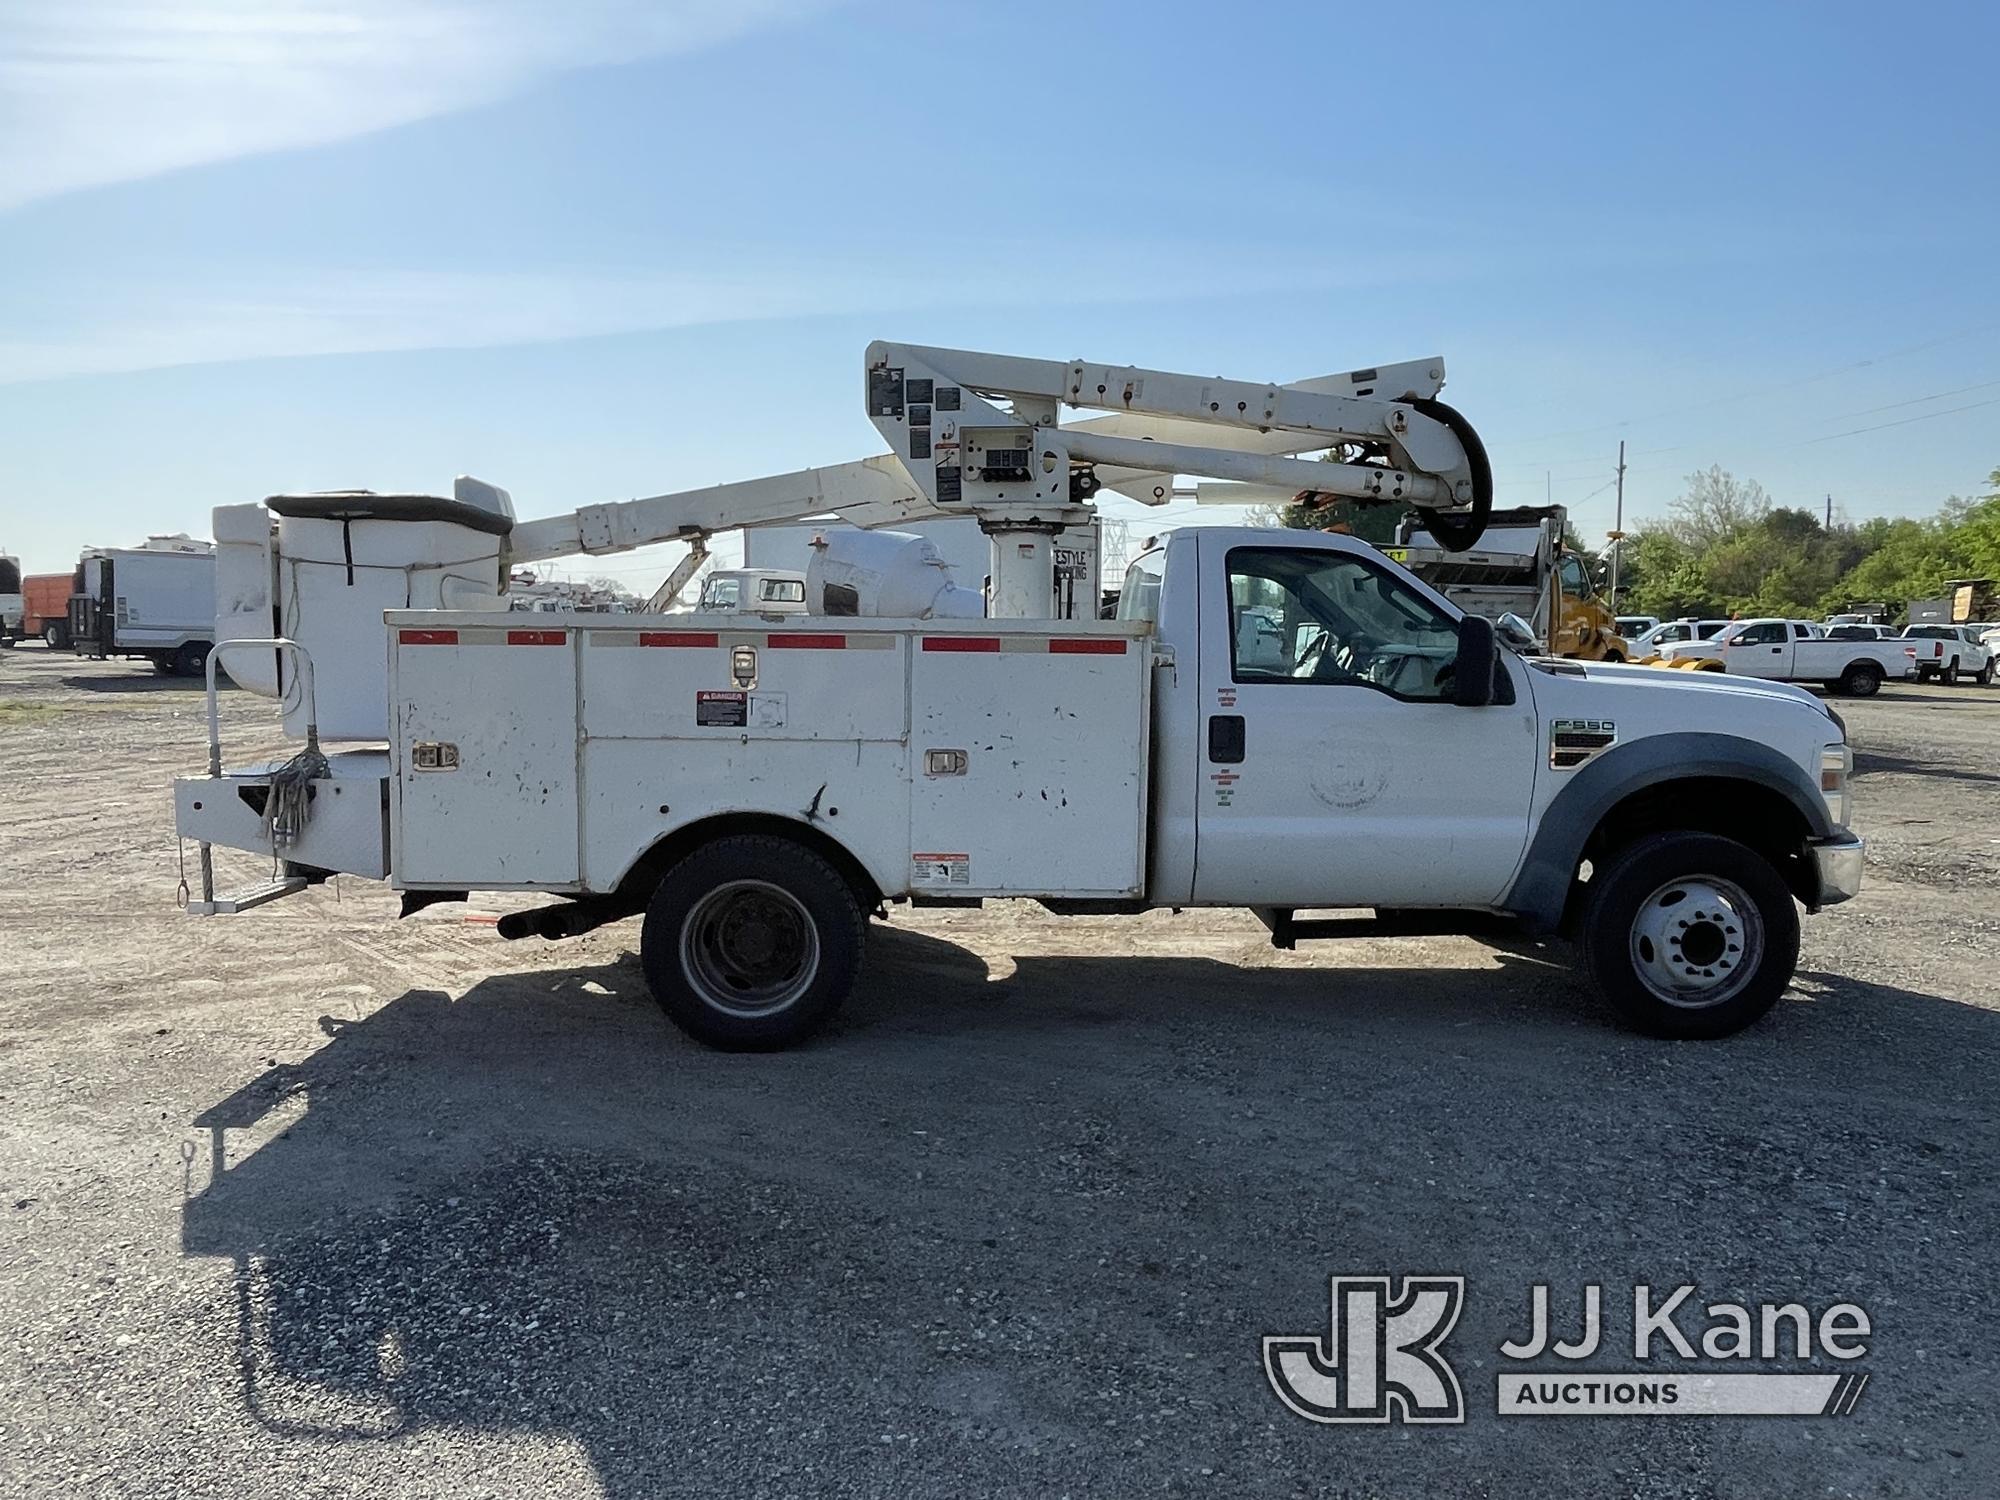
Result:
[1208, 714, 1245, 764]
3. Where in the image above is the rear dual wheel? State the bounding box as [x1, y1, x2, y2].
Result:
[1580, 832, 1799, 1040]
[640, 834, 865, 1050]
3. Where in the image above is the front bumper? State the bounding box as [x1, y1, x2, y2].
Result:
[1809, 833, 1865, 908]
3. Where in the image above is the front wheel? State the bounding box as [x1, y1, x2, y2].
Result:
[1580, 832, 1799, 1040]
[640, 834, 865, 1050]
[1978, 661, 1995, 686]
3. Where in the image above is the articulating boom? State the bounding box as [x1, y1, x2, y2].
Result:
[499, 342, 1491, 618]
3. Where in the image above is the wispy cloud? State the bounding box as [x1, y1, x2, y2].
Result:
[0, 0, 823, 212]
[0, 246, 1493, 385]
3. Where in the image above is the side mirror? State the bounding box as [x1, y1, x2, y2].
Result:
[1451, 614, 1499, 707]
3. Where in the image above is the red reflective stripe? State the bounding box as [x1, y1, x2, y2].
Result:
[1048, 638, 1127, 654]
[399, 629, 458, 645]
[506, 629, 566, 646]
[923, 637, 1001, 652]
[767, 633, 846, 649]
[638, 632, 718, 648]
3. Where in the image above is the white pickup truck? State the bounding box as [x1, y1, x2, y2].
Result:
[1658, 617, 1914, 696]
[179, 524, 1864, 1048]
[1899, 624, 1995, 686]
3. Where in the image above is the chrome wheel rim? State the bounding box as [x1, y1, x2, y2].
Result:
[679, 880, 820, 1017]
[1628, 875, 1763, 1009]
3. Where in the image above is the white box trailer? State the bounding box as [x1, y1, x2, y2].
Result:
[69, 538, 217, 674]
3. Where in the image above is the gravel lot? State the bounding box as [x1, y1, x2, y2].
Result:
[3, 645, 1997, 1499]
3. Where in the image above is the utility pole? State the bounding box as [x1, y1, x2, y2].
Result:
[1607, 440, 1627, 613]
[1825, 492, 1833, 528]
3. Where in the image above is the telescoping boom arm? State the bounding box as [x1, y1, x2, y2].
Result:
[494, 343, 1492, 618]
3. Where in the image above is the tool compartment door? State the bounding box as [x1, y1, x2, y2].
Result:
[390, 621, 580, 887]
[907, 626, 1149, 897]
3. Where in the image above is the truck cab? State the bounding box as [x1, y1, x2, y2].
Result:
[694, 569, 809, 616]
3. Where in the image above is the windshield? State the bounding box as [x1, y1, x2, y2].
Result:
[699, 577, 741, 610]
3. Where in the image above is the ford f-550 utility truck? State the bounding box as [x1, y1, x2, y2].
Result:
[173, 342, 1862, 1048]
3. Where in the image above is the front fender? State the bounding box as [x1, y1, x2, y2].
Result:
[1505, 732, 1833, 931]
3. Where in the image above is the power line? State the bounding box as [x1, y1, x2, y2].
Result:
[1501, 320, 2000, 446]
[1797, 396, 2000, 446]
[1812, 376, 2000, 423]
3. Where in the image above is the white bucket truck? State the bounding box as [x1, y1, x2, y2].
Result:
[175, 343, 1862, 1047]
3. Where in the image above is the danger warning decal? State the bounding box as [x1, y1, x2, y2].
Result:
[696, 690, 747, 727]
[911, 852, 971, 887]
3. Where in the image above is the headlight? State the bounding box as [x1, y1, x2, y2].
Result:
[1820, 743, 1853, 828]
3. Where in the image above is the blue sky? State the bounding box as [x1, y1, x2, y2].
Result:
[2, 0, 1996, 578]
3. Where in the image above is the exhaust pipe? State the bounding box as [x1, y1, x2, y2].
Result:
[495, 899, 632, 942]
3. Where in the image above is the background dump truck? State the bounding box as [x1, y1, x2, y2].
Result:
[1386, 504, 1628, 660]
[69, 536, 217, 675]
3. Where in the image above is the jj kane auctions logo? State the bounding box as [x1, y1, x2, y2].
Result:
[1266, 1277, 1872, 1422]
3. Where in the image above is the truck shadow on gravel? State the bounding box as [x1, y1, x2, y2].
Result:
[179, 928, 2000, 1495]
[60, 670, 217, 693]
[1853, 749, 2000, 786]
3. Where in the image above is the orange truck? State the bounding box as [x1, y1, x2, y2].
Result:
[21, 572, 75, 648]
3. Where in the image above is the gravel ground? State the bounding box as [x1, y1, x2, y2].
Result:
[2, 645, 1997, 1499]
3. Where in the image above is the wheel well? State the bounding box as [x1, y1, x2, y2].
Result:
[612, 813, 885, 914]
[1572, 777, 1816, 922]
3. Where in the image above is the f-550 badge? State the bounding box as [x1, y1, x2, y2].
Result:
[1550, 719, 1616, 770]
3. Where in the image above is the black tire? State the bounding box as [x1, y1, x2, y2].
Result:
[1978, 661, 1994, 687]
[42, 622, 67, 649]
[1838, 661, 1882, 696]
[1602, 649, 1624, 664]
[1942, 660, 1960, 686]
[173, 641, 210, 678]
[151, 654, 176, 675]
[640, 834, 864, 1050]
[1580, 831, 1799, 1040]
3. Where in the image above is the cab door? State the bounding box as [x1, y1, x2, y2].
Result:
[1722, 620, 1790, 677]
[1189, 536, 1539, 910]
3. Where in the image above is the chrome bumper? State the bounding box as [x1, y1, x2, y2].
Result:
[1810, 834, 1865, 907]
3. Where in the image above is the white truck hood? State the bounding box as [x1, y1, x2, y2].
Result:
[1521, 658, 1841, 752]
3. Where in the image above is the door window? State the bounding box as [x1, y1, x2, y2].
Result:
[1557, 554, 1589, 597]
[1225, 547, 1460, 701]
[1733, 622, 1785, 646]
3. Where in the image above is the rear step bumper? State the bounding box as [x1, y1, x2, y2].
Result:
[185, 876, 308, 917]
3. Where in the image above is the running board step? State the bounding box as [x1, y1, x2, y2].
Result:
[1258, 907, 1526, 950]
[186, 876, 308, 916]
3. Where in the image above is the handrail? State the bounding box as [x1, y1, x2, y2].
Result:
[193, 639, 321, 911]
[203, 638, 319, 775]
